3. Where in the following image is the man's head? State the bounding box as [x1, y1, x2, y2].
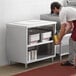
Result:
[51, 2, 61, 15]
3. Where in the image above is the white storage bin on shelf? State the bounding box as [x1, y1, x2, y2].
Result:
[29, 34, 39, 44]
[28, 29, 41, 43]
[41, 31, 52, 42]
[56, 33, 71, 55]
[6, 20, 57, 68]
[55, 33, 71, 61]
[28, 29, 40, 45]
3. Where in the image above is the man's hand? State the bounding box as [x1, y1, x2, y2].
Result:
[55, 34, 61, 45]
[55, 40, 61, 45]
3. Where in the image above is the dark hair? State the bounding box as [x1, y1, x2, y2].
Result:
[51, 2, 61, 14]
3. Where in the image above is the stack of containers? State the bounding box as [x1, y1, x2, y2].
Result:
[28, 28, 40, 61]
[28, 47, 38, 61]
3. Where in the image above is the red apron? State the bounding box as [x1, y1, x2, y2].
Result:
[71, 20, 76, 41]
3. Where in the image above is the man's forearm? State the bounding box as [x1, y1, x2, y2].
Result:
[58, 23, 72, 42]
[58, 26, 65, 41]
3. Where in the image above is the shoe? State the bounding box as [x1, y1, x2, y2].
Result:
[61, 61, 73, 66]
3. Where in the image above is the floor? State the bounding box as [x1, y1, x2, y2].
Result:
[0, 55, 67, 76]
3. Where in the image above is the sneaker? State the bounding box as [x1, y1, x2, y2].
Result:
[61, 61, 73, 66]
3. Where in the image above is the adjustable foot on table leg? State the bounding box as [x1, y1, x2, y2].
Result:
[52, 58, 54, 62]
[25, 64, 28, 69]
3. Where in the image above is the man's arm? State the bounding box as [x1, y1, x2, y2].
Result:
[58, 23, 66, 42]
[58, 22, 72, 43]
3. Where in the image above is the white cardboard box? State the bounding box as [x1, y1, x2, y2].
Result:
[29, 33, 40, 44]
[41, 31, 52, 41]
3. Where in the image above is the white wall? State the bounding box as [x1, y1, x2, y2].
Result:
[0, 0, 52, 66]
[0, 0, 64, 66]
